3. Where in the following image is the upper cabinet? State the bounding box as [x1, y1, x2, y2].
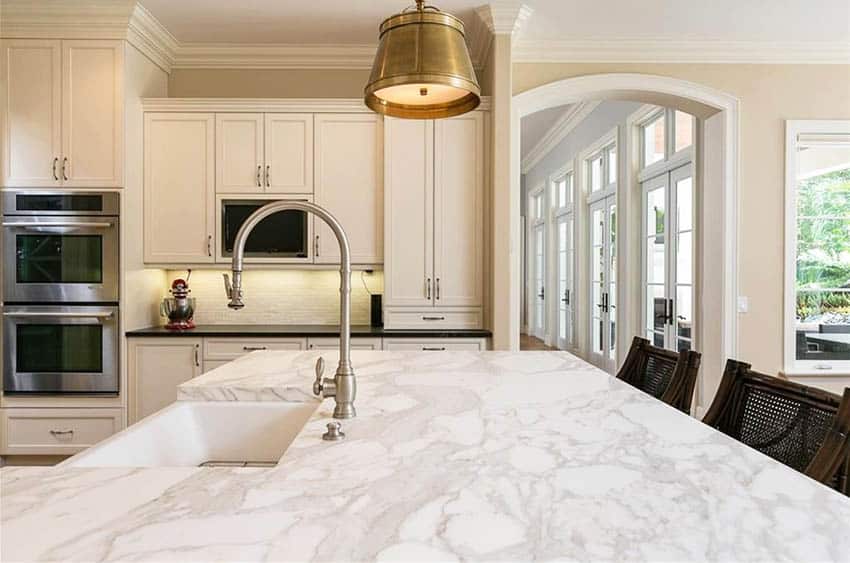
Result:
[314, 114, 383, 265]
[384, 112, 486, 328]
[1, 39, 123, 188]
[215, 113, 313, 194]
[144, 113, 216, 264]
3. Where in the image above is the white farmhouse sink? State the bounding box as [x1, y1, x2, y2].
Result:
[61, 401, 318, 468]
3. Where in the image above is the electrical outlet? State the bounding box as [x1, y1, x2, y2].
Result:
[737, 296, 749, 313]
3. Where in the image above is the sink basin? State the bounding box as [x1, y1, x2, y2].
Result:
[61, 401, 318, 468]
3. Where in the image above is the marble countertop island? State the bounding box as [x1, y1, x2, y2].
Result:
[3, 350, 850, 562]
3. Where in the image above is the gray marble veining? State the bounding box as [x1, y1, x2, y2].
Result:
[3, 350, 850, 562]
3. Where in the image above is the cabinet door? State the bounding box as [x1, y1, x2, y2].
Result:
[434, 113, 484, 307]
[307, 337, 382, 350]
[384, 118, 434, 307]
[314, 114, 383, 264]
[264, 113, 313, 193]
[0, 39, 62, 187]
[144, 113, 215, 263]
[128, 338, 201, 424]
[216, 113, 264, 193]
[61, 40, 123, 188]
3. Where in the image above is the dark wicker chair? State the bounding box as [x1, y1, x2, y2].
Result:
[702, 359, 850, 495]
[615, 336, 702, 413]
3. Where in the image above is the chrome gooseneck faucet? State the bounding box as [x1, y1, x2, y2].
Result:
[223, 200, 356, 419]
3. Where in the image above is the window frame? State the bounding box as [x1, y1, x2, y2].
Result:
[638, 107, 695, 183]
[550, 162, 575, 212]
[784, 119, 850, 375]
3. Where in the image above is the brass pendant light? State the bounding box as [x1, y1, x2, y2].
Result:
[365, 0, 481, 119]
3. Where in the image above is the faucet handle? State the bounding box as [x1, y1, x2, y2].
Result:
[313, 357, 325, 396]
[222, 273, 233, 299]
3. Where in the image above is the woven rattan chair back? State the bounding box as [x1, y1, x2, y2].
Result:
[615, 336, 702, 413]
[703, 360, 850, 495]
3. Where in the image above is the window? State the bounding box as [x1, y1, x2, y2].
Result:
[589, 143, 616, 194]
[674, 111, 694, 153]
[590, 154, 603, 192]
[642, 112, 665, 166]
[786, 121, 850, 372]
[554, 170, 574, 209]
[607, 146, 617, 184]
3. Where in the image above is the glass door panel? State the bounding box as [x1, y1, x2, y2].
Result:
[672, 164, 695, 352]
[532, 223, 545, 339]
[607, 200, 617, 360]
[590, 203, 605, 357]
[643, 175, 669, 347]
[557, 214, 574, 350]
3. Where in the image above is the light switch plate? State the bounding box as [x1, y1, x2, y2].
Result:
[737, 296, 749, 313]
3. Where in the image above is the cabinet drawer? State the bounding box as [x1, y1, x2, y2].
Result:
[203, 337, 307, 360]
[307, 337, 382, 350]
[382, 338, 487, 352]
[384, 308, 482, 329]
[1, 408, 123, 455]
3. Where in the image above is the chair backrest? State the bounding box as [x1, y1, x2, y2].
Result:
[615, 336, 702, 413]
[703, 360, 850, 494]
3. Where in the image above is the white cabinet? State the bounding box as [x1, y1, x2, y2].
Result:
[216, 113, 264, 193]
[384, 112, 485, 328]
[203, 337, 306, 360]
[307, 337, 382, 350]
[0, 408, 123, 456]
[385, 119, 434, 307]
[0, 39, 123, 188]
[265, 113, 313, 193]
[128, 338, 202, 424]
[61, 40, 124, 188]
[314, 114, 383, 265]
[214, 113, 313, 194]
[144, 113, 215, 264]
[0, 39, 61, 187]
[382, 338, 488, 351]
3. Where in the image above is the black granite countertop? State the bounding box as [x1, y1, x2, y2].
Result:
[126, 324, 492, 339]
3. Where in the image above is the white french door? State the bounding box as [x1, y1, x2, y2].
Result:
[588, 195, 617, 371]
[531, 222, 546, 339]
[642, 163, 695, 352]
[556, 212, 574, 350]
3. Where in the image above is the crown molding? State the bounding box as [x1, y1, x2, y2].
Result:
[513, 39, 850, 64]
[141, 96, 491, 113]
[127, 4, 178, 72]
[476, 2, 533, 36]
[521, 101, 600, 174]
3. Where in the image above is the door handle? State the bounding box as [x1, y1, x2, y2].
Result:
[242, 345, 267, 351]
[422, 316, 445, 321]
[265, 165, 270, 187]
[435, 278, 440, 300]
[426, 278, 431, 300]
[315, 235, 320, 257]
[538, 286, 545, 300]
[207, 235, 212, 257]
[257, 165, 262, 187]
[3, 311, 113, 319]
[194, 345, 200, 367]
[62, 157, 68, 181]
[668, 298, 674, 326]
[52, 157, 59, 181]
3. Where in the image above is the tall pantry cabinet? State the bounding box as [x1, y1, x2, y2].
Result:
[383, 111, 486, 329]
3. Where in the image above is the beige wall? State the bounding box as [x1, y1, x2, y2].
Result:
[513, 63, 850, 375]
[169, 68, 371, 98]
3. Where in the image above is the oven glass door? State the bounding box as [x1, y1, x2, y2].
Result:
[3, 306, 118, 394]
[3, 217, 119, 302]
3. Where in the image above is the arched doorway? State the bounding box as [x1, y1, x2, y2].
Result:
[510, 73, 740, 414]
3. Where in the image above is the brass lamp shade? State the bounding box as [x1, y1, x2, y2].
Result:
[365, 2, 480, 119]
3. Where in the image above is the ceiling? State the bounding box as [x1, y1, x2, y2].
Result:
[520, 105, 572, 161]
[139, 0, 850, 44]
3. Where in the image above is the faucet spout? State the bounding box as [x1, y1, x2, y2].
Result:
[227, 200, 356, 419]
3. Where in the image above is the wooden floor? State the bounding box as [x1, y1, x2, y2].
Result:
[520, 333, 558, 351]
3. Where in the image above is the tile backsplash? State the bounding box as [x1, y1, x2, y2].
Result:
[164, 270, 383, 325]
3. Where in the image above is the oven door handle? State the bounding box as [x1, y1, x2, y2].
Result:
[3, 311, 114, 319]
[2, 221, 114, 234]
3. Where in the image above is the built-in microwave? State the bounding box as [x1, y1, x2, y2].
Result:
[2, 191, 119, 303]
[220, 198, 310, 261]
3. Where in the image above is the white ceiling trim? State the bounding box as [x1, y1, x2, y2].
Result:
[476, 1, 533, 35]
[127, 4, 179, 72]
[521, 101, 600, 174]
[513, 39, 850, 64]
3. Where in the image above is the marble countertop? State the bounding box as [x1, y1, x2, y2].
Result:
[3, 350, 850, 562]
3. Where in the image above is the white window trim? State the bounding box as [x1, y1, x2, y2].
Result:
[549, 162, 575, 213]
[638, 107, 696, 183]
[585, 127, 618, 205]
[783, 119, 850, 376]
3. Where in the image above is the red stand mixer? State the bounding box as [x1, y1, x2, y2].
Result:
[160, 276, 196, 330]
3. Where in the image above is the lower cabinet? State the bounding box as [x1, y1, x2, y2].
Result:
[128, 338, 202, 424]
[382, 338, 488, 351]
[0, 408, 123, 456]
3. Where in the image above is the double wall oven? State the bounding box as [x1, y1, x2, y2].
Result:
[3, 191, 119, 394]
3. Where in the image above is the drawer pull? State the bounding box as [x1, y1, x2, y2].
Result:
[242, 346, 268, 351]
[49, 429, 74, 436]
[422, 347, 446, 351]
[422, 316, 446, 321]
